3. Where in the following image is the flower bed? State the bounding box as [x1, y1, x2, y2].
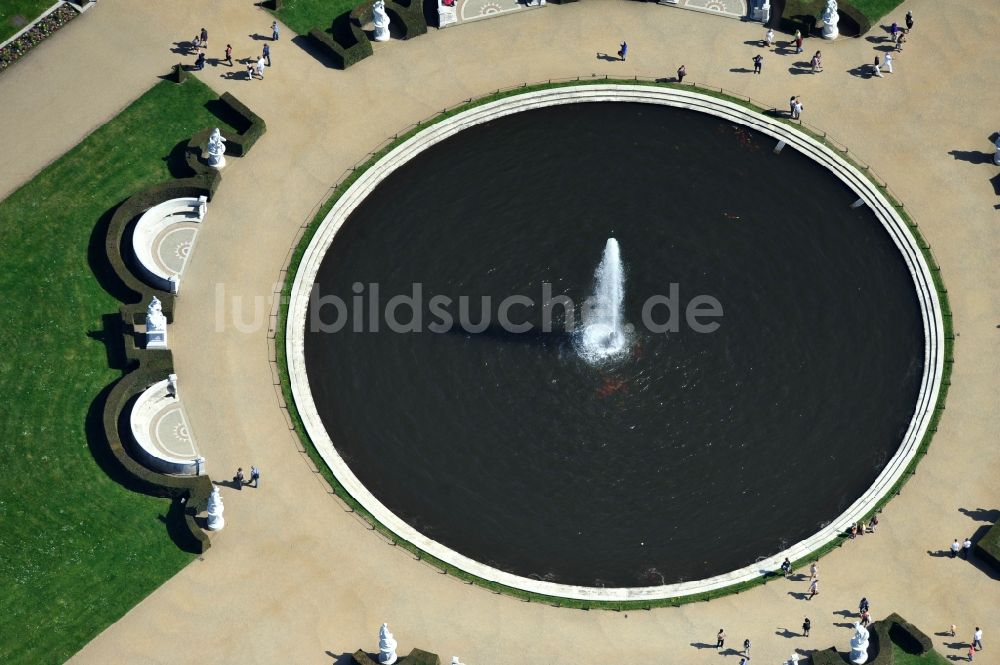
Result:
[0, 4, 77, 72]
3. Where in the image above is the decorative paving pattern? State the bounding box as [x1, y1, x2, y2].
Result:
[457, 0, 544, 26]
[150, 403, 199, 460]
[153, 224, 198, 276]
[663, 0, 747, 21]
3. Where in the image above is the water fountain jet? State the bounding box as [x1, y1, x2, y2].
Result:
[577, 238, 628, 363]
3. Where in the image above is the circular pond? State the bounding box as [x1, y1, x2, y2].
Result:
[289, 88, 940, 595]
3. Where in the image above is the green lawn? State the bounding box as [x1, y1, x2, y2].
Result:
[0, 0, 54, 42]
[893, 643, 951, 665]
[0, 78, 237, 665]
[270, 0, 364, 35]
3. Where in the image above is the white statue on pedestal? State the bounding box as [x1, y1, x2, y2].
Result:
[372, 1, 391, 42]
[206, 486, 225, 530]
[850, 622, 870, 664]
[821, 0, 840, 39]
[146, 296, 168, 349]
[206, 127, 227, 169]
[378, 623, 398, 664]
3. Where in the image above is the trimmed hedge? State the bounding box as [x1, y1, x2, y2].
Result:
[217, 92, 267, 157]
[809, 647, 848, 665]
[353, 649, 441, 665]
[102, 349, 213, 553]
[308, 13, 373, 70]
[105, 176, 220, 323]
[387, 0, 428, 39]
[975, 519, 1000, 571]
[884, 613, 933, 655]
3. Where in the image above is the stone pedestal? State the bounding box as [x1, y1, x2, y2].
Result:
[378, 623, 397, 664]
[146, 296, 168, 349]
[206, 486, 225, 531]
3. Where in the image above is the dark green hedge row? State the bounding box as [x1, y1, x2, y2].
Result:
[353, 649, 441, 665]
[105, 176, 220, 323]
[387, 0, 428, 39]
[975, 519, 1000, 571]
[218, 92, 267, 157]
[883, 613, 933, 655]
[808, 647, 847, 665]
[103, 351, 213, 553]
[309, 13, 373, 70]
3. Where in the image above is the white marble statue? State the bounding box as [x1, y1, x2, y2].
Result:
[993, 133, 1000, 165]
[206, 485, 225, 530]
[821, 0, 840, 39]
[372, 0, 391, 42]
[206, 127, 227, 169]
[378, 623, 398, 664]
[849, 622, 870, 664]
[146, 296, 168, 349]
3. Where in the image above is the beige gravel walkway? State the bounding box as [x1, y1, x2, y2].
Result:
[1, 0, 997, 663]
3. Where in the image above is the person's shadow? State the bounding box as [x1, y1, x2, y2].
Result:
[788, 591, 809, 600]
[947, 149, 994, 164]
[596, 52, 621, 62]
[927, 549, 953, 558]
[214, 478, 244, 490]
[847, 65, 872, 78]
[729, 67, 753, 73]
[690, 642, 717, 650]
[775, 628, 797, 638]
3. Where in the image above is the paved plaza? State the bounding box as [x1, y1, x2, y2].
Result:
[1, 0, 997, 663]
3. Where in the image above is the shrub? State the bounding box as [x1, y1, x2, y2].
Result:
[808, 647, 848, 665]
[387, 0, 428, 38]
[883, 614, 933, 654]
[308, 13, 373, 70]
[975, 519, 1000, 571]
[218, 92, 267, 156]
[173, 63, 188, 84]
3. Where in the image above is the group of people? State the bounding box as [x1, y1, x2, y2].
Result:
[188, 20, 280, 80]
[849, 514, 879, 539]
[950, 537, 974, 559]
[233, 465, 261, 489]
[873, 10, 913, 77]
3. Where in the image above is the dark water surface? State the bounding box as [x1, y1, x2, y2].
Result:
[303, 103, 924, 586]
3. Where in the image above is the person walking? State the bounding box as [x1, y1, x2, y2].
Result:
[789, 95, 797, 117]
[617, 41, 628, 62]
[859, 597, 870, 615]
[963, 537, 973, 559]
[861, 611, 871, 627]
[803, 618, 812, 637]
[250, 465, 260, 487]
[717, 629, 727, 652]
[951, 539, 962, 557]
[895, 32, 906, 52]
[905, 10, 914, 32]
[851, 523, 858, 539]
[271, 20, 280, 40]
[884, 52, 893, 73]
[200, 27, 208, 48]
[868, 515, 879, 533]
[890, 22, 899, 42]
[951, 624, 958, 638]
[810, 52, 821, 73]
[873, 56, 883, 77]
[194, 52, 206, 70]
[263, 42, 271, 67]
[246, 62, 256, 81]
[753, 53, 763, 74]
[191, 35, 202, 54]
[810, 561, 818, 580]
[234, 467, 245, 488]
[256, 55, 266, 80]
[973, 627, 983, 650]
[224, 43, 233, 66]
[765, 28, 775, 48]
[808, 579, 819, 599]
[968, 645, 974, 661]
[795, 34, 804, 54]
[743, 638, 752, 657]
[781, 557, 792, 577]
[677, 64, 686, 83]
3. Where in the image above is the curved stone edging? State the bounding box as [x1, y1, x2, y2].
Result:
[286, 85, 946, 601]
